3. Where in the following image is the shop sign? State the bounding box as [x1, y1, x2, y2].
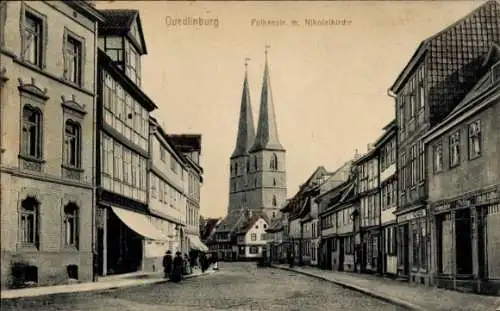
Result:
[398, 209, 426, 222]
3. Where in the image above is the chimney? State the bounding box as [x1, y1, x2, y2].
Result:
[367, 143, 374, 152]
[353, 149, 360, 160]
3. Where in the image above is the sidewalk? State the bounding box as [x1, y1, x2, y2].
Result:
[1, 268, 215, 300]
[272, 264, 500, 311]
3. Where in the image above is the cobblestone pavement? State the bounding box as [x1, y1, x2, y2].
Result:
[1, 262, 407, 311]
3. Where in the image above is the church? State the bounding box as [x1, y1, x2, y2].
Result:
[210, 49, 288, 261]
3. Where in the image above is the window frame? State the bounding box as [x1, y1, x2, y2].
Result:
[63, 203, 79, 249]
[21, 105, 43, 160]
[20, 5, 47, 68]
[19, 196, 40, 249]
[433, 141, 444, 173]
[449, 131, 461, 168]
[468, 120, 481, 160]
[63, 28, 85, 87]
[64, 120, 82, 169]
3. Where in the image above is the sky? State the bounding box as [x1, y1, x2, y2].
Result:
[96, 0, 483, 218]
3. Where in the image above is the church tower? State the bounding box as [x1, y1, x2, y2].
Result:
[228, 59, 255, 216]
[248, 47, 287, 221]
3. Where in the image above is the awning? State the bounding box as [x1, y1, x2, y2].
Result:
[188, 234, 209, 252]
[111, 206, 168, 241]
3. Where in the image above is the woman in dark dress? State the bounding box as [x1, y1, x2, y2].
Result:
[162, 250, 173, 279]
[170, 252, 183, 282]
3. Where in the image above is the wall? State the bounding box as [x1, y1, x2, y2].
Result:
[427, 99, 500, 202]
[1, 1, 97, 288]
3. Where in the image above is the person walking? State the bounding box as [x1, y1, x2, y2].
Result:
[170, 251, 183, 282]
[162, 250, 173, 279]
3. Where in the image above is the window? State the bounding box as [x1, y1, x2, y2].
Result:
[170, 158, 178, 173]
[272, 195, 277, 207]
[64, 121, 81, 168]
[270, 153, 278, 170]
[160, 146, 166, 162]
[433, 143, 443, 173]
[22, 11, 43, 66]
[125, 43, 141, 86]
[254, 156, 257, 170]
[468, 120, 481, 159]
[22, 106, 43, 159]
[249, 246, 259, 254]
[418, 141, 425, 181]
[418, 82, 425, 110]
[273, 178, 277, 187]
[449, 131, 461, 167]
[20, 197, 39, 247]
[251, 233, 257, 241]
[63, 203, 78, 248]
[64, 35, 82, 85]
[260, 233, 266, 240]
[410, 145, 417, 186]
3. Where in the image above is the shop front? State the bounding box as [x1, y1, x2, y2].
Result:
[96, 205, 168, 276]
[431, 187, 500, 294]
[396, 207, 430, 285]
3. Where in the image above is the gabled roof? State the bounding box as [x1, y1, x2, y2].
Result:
[389, 0, 500, 93]
[374, 119, 397, 149]
[98, 9, 148, 55]
[235, 212, 269, 235]
[200, 218, 221, 241]
[423, 56, 500, 143]
[266, 214, 285, 233]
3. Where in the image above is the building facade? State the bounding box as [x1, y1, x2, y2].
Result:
[374, 120, 398, 276]
[146, 118, 187, 272]
[0, 1, 103, 288]
[236, 213, 269, 260]
[353, 147, 380, 274]
[95, 9, 168, 277]
[423, 52, 500, 294]
[168, 134, 207, 254]
[389, 0, 500, 285]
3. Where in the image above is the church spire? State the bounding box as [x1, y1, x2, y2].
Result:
[250, 45, 284, 152]
[231, 58, 256, 159]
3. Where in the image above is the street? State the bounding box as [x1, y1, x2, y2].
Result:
[1, 262, 407, 311]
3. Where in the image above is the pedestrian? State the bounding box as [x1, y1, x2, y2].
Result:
[162, 250, 173, 279]
[170, 251, 183, 283]
[183, 253, 191, 275]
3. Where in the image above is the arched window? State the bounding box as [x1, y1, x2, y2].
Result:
[20, 197, 39, 246]
[272, 195, 277, 207]
[22, 106, 43, 159]
[270, 153, 278, 171]
[235, 162, 239, 176]
[63, 203, 79, 247]
[64, 120, 81, 168]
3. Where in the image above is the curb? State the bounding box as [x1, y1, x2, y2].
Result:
[0, 270, 216, 300]
[271, 265, 426, 311]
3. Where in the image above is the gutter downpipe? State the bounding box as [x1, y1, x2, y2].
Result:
[91, 19, 98, 282]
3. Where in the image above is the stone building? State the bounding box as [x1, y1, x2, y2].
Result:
[388, 0, 500, 285]
[423, 47, 500, 294]
[214, 51, 287, 260]
[0, 1, 103, 287]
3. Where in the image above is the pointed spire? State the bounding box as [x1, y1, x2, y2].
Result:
[250, 45, 284, 152]
[231, 58, 256, 159]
